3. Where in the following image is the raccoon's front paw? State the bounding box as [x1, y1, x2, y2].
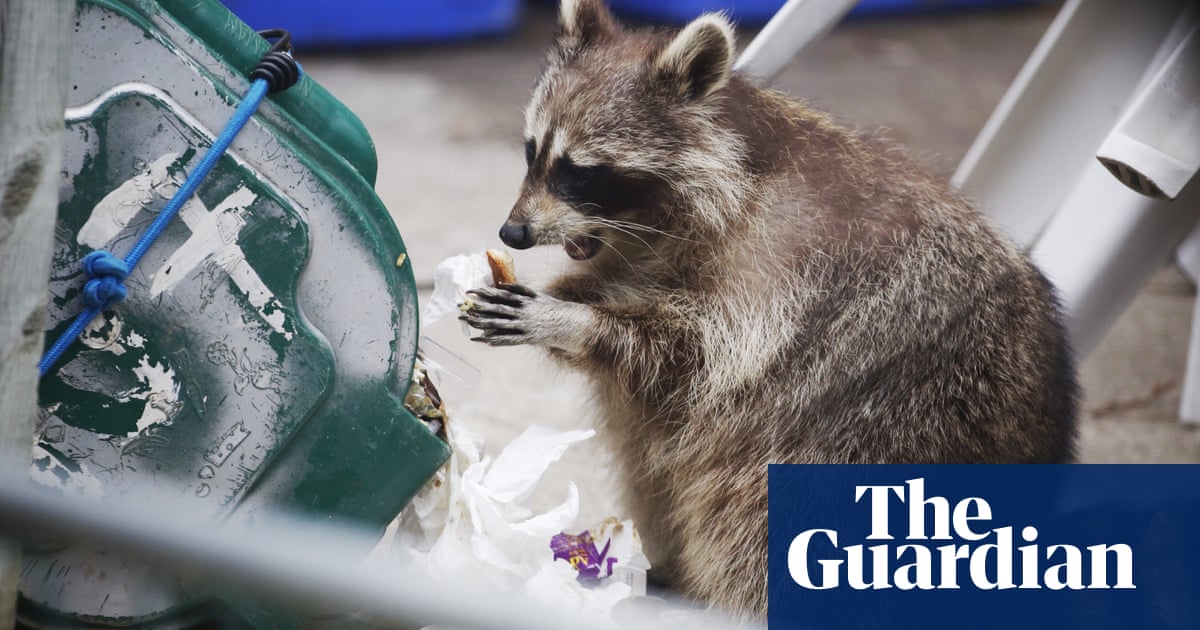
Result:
[460, 284, 593, 353]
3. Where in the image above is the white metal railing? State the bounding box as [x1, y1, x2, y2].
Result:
[0, 479, 749, 629]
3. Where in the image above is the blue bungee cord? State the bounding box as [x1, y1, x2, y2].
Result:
[39, 30, 301, 377]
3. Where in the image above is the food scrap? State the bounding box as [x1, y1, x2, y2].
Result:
[486, 248, 517, 285]
[404, 359, 447, 441]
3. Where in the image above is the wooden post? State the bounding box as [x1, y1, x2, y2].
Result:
[0, 0, 76, 625]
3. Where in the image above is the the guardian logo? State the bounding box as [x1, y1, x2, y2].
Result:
[788, 478, 1135, 591]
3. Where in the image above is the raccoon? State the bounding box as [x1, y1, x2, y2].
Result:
[462, 0, 1076, 616]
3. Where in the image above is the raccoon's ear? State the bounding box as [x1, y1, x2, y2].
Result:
[556, 0, 618, 52]
[654, 13, 736, 101]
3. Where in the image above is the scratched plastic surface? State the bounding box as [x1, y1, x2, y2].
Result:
[20, 0, 450, 626]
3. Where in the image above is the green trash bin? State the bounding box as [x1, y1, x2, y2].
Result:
[21, 0, 450, 626]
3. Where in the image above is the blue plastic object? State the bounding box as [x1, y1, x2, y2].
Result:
[607, 0, 1049, 24]
[220, 0, 522, 46]
[39, 76, 274, 378]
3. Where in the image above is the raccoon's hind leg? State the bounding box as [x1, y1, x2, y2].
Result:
[671, 466, 769, 618]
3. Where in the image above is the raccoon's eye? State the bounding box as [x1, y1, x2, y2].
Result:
[524, 139, 536, 167]
[551, 157, 632, 211]
[549, 155, 670, 216]
[552, 157, 608, 205]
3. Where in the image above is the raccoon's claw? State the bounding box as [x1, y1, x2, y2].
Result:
[458, 310, 526, 336]
[462, 319, 531, 346]
[461, 284, 594, 354]
[461, 285, 535, 345]
[469, 331, 528, 347]
[495, 282, 538, 297]
[462, 286, 531, 319]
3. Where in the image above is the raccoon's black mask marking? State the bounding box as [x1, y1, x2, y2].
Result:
[546, 156, 668, 217]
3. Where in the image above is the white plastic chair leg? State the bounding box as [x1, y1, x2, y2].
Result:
[1096, 21, 1200, 201]
[1175, 225, 1200, 424]
[1175, 222, 1200, 285]
[734, 0, 859, 81]
[1030, 167, 1200, 358]
[1182, 305, 1200, 424]
[952, 0, 1191, 247]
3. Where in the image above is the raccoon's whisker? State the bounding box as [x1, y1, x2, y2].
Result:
[587, 232, 638, 269]
[588, 219, 656, 245]
[584, 242, 657, 286]
[582, 218, 658, 252]
[564, 232, 636, 279]
[599, 218, 698, 244]
[589, 232, 661, 284]
[581, 219, 671, 268]
[583, 216, 690, 255]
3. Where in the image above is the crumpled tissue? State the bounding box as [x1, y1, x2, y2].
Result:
[421, 252, 493, 329]
[381, 418, 649, 621]
[388, 251, 651, 622]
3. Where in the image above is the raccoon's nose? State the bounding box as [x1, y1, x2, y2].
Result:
[499, 222, 534, 249]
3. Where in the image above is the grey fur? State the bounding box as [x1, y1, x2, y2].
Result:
[463, 0, 1077, 617]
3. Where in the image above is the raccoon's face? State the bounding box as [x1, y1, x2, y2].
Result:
[499, 0, 737, 262]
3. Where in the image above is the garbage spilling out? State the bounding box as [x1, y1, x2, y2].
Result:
[380, 251, 651, 623]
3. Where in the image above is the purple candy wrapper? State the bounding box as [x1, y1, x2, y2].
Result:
[551, 518, 649, 595]
[551, 530, 620, 584]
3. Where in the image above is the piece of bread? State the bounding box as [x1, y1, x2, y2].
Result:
[486, 249, 517, 285]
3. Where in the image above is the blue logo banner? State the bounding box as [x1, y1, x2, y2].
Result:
[768, 465, 1200, 629]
